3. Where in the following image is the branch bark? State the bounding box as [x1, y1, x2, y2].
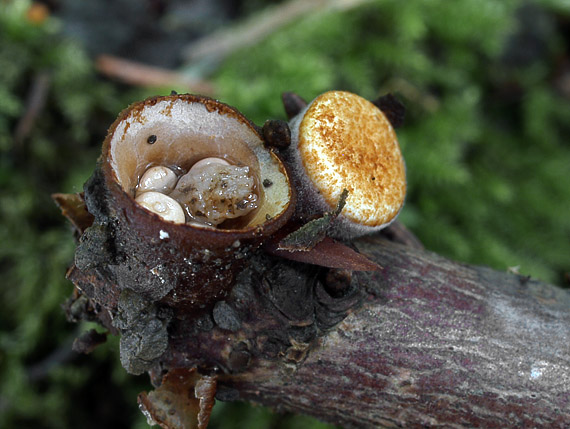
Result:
[59, 185, 570, 427]
[216, 235, 570, 427]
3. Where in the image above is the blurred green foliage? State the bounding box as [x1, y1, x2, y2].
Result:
[216, 0, 570, 284]
[0, 0, 569, 428]
[0, 1, 147, 428]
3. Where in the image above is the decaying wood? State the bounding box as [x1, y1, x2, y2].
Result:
[220, 235, 570, 428]
[56, 193, 570, 427]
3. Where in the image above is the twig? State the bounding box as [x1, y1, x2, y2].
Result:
[224, 236, 570, 427]
[182, 0, 374, 64]
[14, 71, 51, 146]
[96, 55, 215, 94]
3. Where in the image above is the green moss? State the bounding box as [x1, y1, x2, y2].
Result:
[1, 0, 569, 428]
[215, 0, 570, 285]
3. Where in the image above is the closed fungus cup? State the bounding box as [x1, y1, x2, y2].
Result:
[88, 94, 294, 309]
[286, 91, 406, 238]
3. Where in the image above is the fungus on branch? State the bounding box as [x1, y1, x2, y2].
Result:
[54, 90, 413, 428]
[285, 90, 406, 238]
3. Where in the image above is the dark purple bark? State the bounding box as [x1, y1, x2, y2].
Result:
[217, 236, 570, 428]
[63, 191, 570, 427]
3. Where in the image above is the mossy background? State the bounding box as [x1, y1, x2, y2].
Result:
[1, 0, 569, 427]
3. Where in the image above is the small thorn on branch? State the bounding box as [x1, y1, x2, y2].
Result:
[282, 91, 308, 119]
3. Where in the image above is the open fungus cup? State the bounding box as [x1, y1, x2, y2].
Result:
[89, 94, 294, 309]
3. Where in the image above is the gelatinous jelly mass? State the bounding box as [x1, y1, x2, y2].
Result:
[134, 158, 258, 227]
[172, 163, 258, 226]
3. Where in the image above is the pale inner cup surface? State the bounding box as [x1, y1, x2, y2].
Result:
[109, 98, 291, 228]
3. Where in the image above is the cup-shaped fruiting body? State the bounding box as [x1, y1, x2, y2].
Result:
[285, 91, 406, 238]
[85, 94, 294, 310]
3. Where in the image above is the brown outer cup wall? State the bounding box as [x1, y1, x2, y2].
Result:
[96, 94, 295, 311]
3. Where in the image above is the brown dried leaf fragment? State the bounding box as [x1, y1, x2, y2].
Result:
[267, 236, 381, 272]
[138, 368, 217, 429]
[52, 193, 94, 235]
[268, 190, 380, 271]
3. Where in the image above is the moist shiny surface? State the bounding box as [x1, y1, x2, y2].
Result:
[171, 163, 258, 226]
[107, 97, 292, 230]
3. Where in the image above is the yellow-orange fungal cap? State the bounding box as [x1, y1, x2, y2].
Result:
[297, 91, 406, 230]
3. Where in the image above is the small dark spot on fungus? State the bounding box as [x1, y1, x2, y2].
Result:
[170, 90, 178, 95]
[263, 178, 273, 188]
[147, 134, 157, 144]
[371, 176, 376, 181]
